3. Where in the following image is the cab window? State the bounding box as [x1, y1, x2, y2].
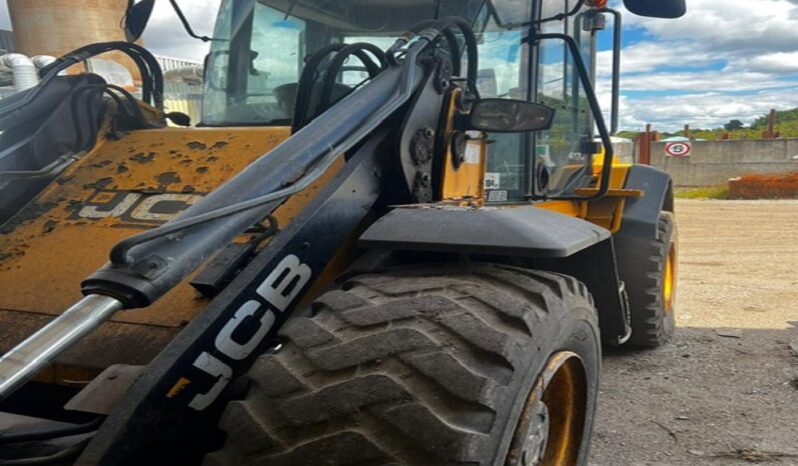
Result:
[476, 5, 531, 202]
[533, 0, 596, 198]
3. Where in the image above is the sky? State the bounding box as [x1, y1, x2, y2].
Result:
[598, 0, 798, 131]
[1, 0, 797, 132]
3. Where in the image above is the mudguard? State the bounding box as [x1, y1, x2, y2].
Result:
[359, 205, 631, 345]
[617, 164, 674, 240]
[359, 205, 610, 258]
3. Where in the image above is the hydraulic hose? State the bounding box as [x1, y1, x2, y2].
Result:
[388, 16, 478, 85]
[293, 43, 386, 132]
[428, 17, 479, 84]
[292, 43, 347, 133]
[38, 42, 163, 110]
[318, 43, 386, 113]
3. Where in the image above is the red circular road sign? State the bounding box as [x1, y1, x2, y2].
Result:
[665, 142, 692, 157]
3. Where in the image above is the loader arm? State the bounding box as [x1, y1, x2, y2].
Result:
[0, 19, 476, 464]
[0, 36, 425, 397]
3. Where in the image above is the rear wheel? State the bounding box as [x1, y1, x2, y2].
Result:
[620, 212, 678, 347]
[204, 264, 601, 466]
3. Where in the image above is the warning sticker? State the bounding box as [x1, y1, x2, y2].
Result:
[488, 190, 509, 202]
[464, 143, 482, 164]
[484, 173, 501, 189]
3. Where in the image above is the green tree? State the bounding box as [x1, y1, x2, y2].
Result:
[751, 108, 798, 129]
[724, 119, 745, 131]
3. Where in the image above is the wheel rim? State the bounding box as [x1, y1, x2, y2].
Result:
[663, 243, 676, 313]
[506, 352, 588, 466]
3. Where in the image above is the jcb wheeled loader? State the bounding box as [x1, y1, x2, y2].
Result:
[0, 0, 685, 464]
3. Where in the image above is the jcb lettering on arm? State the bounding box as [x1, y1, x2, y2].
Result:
[186, 255, 312, 411]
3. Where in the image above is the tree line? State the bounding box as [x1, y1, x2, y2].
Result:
[616, 107, 798, 140]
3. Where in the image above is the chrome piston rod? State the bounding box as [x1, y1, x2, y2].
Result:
[0, 294, 123, 399]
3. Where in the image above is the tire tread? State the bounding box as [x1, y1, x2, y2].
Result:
[204, 264, 597, 465]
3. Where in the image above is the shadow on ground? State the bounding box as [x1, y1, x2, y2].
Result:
[590, 326, 798, 465]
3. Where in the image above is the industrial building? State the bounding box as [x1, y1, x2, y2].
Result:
[0, 0, 204, 123]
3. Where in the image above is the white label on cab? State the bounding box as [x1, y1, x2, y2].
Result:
[484, 172, 501, 189]
[464, 143, 482, 164]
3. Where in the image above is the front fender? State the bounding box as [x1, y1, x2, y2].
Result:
[618, 164, 674, 240]
[359, 205, 631, 345]
[359, 205, 610, 258]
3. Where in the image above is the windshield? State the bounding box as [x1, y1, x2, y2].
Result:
[480, 0, 597, 201]
[202, 0, 486, 126]
[533, 0, 595, 198]
[202, 0, 603, 202]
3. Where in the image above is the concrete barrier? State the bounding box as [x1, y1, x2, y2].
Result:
[612, 138, 634, 163]
[646, 139, 798, 187]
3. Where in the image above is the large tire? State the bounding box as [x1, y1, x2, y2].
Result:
[620, 212, 677, 347]
[204, 264, 601, 466]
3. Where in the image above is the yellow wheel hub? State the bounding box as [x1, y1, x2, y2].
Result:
[663, 243, 676, 313]
[506, 352, 588, 466]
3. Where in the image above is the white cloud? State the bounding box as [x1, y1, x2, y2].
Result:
[608, 88, 798, 131]
[600, 0, 798, 130]
[597, 41, 712, 75]
[730, 52, 798, 74]
[622, 0, 798, 54]
[620, 70, 794, 92]
[141, 0, 221, 62]
[615, 0, 798, 75]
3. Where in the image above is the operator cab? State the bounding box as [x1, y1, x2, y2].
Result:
[201, 0, 486, 127]
[202, 0, 607, 202]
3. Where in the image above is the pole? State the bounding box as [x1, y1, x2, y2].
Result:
[638, 124, 652, 165]
[767, 109, 776, 139]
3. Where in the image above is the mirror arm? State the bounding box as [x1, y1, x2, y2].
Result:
[529, 30, 614, 201]
[496, 0, 586, 30]
[169, 0, 214, 42]
[453, 113, 471, 131]
[599, 8, 622, 136]
[534, 0, 586, 25]
[573, 8, 621, 136]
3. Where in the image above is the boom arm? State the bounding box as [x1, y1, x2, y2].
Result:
[0, 28, 445, 400]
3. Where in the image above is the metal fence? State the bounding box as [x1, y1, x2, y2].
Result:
[157, 56, 204, 125]
[0, 52, 205, 125]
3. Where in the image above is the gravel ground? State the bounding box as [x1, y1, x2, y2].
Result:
[590, 200, 798, 466]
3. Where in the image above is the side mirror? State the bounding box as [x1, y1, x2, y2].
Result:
[468, 99, 555, 133]
[623, 0, 686, 18]
[124, 0, 156, 42]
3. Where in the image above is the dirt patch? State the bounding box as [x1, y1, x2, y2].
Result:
[82, 177, 114, 190]
[155, 171, 182, 186]
[186, 141, 208, 150]
[0, 202, 58, 234]
[130, 152, 156, 164]
[591, 200, 798, 465]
